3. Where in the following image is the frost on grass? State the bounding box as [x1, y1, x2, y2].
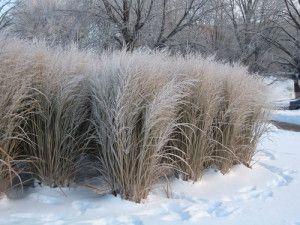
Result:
[1, 37, 267, 203]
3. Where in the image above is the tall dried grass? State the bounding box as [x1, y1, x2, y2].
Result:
[0, 37, 100, 188]
[170, 56, 268, 180]
[0, 37, 268, 201]
[0, 46, 35, 194]
[211, 70, 268, 173]
[88, 52, 192, 202]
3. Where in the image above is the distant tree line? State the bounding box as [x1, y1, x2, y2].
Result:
[1, 0, 300, 76]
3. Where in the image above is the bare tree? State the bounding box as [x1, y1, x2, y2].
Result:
[269, 0, 300, 74]
[179, 0, 234, 57]
[11, 0, 92, 47]
[0, 0, 14, 31]
[93, 0, 209, 51]
[94, 0, 154, 50]
[6, 0, 298, 80]
[153, 0, 209, 48]
[262, 0, 300, 97]
[225, 0, 280, 72]
[167, 0, 281, 72]
[260, 1, 299, 71]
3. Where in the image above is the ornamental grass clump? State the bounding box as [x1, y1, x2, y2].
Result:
[0, 46, 35, 194]
[89, 51, 191, 202]
[169, 56, 268, 181]
[0, 36, 269, 201]
[0, 37, 100, 187]
[211, 68, 268, 173]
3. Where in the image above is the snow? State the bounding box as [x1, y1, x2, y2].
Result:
[1, 76, 300, 225]
[0, 124, 300, 225]
[265, 77, 294, 102]
[272, 110, 300, 126]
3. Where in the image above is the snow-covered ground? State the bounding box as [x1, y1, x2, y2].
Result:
[0, 124, 300, 225]
[1, 78, 299, 225]
[272, 110, 300, 126]
[265, 77, 295, 101]
[268, 77, 300, 125]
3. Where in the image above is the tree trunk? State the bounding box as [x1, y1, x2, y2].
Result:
[293, 75, 300, 99]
